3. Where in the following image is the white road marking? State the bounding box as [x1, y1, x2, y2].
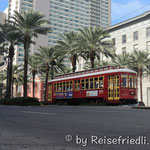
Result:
[22, 111, 57, 116]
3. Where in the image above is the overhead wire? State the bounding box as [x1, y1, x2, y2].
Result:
[111, 2, 150, 24]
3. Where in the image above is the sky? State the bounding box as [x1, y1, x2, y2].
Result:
[0, 0, 150, 25]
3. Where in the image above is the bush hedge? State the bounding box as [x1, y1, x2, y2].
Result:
[40, 101, 52, 105]
[0, 97, 40, 106]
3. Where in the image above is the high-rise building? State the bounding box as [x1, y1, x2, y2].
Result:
[8, 0, 111, 65]
[90, 0, 111, 27]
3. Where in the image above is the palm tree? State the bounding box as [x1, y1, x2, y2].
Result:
[83, 60, 111, 70]
[0, 43, 7, 66]
[78, 26, 115, 68]
[111, 53, 131, 67]
[0, 71, 6, 99]
[0, 23, 23, 98]
[57, 31, 80, 72]
[51, 56, 66, 78]
[130, 50, 150, 102]
[2, 65, 24, 97]
[11, 10, 50, 97]
[35, 46, 56, 101]
[28, 55, 39, 98]
[11, 66, 23, 97]
[12, 65, 24, 97]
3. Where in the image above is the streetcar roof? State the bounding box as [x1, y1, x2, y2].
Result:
[49, 68, 136, 82]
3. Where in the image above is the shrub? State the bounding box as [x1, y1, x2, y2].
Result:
[40, 101, 51, 105]
[0, 97, 40, 106]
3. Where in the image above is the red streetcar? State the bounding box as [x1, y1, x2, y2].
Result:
[47, 66, 137, 104]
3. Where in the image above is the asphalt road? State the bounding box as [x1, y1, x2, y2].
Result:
[0, 105, 150, 150]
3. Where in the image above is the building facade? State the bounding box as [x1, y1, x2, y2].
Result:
[90, 0, 111, 27]
[8, 0, 111, 66]
[108, 11, 150, 106]
[0, 12, 6, 71]
[0, 12, 6, 24]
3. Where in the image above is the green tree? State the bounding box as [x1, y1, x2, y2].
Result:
[111, 53, 131, 67]
[2, 65, 24, 97]
[78, 26, 115, 68]
[0, 71, 6, 99]
[83, 60, 111, 70]
[35, 46, 65, 101]
[11, 65, 24, 97]
[11, 10, 50, 97]
[28, 55, 39, 98]
[0, 43, 7, 66]
[57, 31, 80, 72]
[130, 50, 150, 102]
[0, 23, 22, 98]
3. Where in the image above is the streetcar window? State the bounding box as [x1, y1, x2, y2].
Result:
[117, 76, 119, 86]
[81, 79, 85, 90]
[59, 83, 62, 91]
[117, 88, 119, 97]
[90, 78, 94, 89]
[54, 83, 56, 92]
[56, 83, 59, 92]
[63, 82, 65, 91]
[74, 80, 80, 91]
[77, 80, 80, 90]
[66, 81, 69, 91]
[94, 77, 99, 89]
[85, 78, 89, 89]
[134, 77, 137, 88]
[129, 76, 134, 88]
[121, 75, 128, 87]
[99, 77, 104, 88]
[74, 80, 77, 91]
[70, 81, 73, 91]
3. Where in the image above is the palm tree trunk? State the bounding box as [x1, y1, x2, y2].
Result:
[5, 44, 14, 98]
[32, 72, 35, 98]
[139, 68, 143, 102]
[5, 58, 12, 98]
[0, 83, 2, 99]
[71, 55, 77, 72]
[11, 78, 14, 98]
[44, 69, 49, 101]
[91, 60, 95, 68]
[23, 35, 30, 98]
[16, 84, 18, 96]
[89, 51, 95, 68]
[51, 66, 54, 80]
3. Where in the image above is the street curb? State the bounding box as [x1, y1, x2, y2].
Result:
[132, 106, 150, 109]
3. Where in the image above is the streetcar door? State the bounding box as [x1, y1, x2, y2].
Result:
[108, 75, 120, 100]
[47, 84, 52, 102]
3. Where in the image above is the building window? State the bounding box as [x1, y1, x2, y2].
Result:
[133, 31, 138, 41]
[112, 38, 115, 45]
[133, 44, 138, 51]
[146, 27, 150, 37]
[147, 41, 150, 50]
[122, 47, 126, 54]
[122, 35, 126, 44]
